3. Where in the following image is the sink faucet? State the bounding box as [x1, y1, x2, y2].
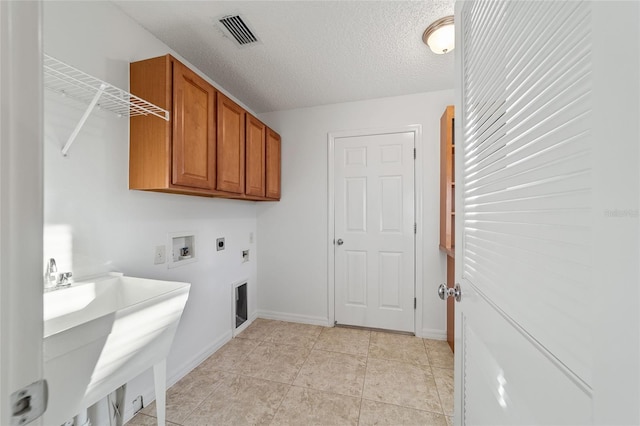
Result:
[56, 272, 73, 287]
[44, 258, 73, 289]
[45, 258, 57, 287]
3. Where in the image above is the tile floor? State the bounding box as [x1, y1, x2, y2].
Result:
[127, 319, 454, 426]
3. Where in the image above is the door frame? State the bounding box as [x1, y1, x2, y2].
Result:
[327, 125, 423, 335]
[0, 1, 45, 425]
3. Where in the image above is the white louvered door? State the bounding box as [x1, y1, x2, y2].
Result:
[454, 1, 640, 424]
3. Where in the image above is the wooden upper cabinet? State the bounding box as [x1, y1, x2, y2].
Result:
[129, 54, 216, 195]
[172, 60, 216, 190]
[265, 129, 281, 200]
[217, 93, 245, 194]
[245, 115, 266, 197]
[130, 54, 281, 201]
[439, 105, 455, 256]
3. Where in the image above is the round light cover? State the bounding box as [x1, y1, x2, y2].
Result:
[422, 16, 455, 54]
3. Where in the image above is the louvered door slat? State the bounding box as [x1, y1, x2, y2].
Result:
[461, 0, 593, 386]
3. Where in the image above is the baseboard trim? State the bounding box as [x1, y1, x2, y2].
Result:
[257, 310, 330, 327]
[421, 328, 447, 340]
[122, 328, 234, 423]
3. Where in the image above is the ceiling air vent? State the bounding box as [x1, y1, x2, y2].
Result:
[218, 15, 259, 46]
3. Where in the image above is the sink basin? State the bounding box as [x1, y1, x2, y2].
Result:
[43, 273, 190, 425]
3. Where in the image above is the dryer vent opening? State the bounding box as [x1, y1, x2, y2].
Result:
[235, 282, 247, 328]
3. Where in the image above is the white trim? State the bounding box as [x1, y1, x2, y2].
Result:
[421, 328, 447, 341]
[414, 125, 424, 338]
[327, 125, 423, 335]
[454, 3, 465, 425]
[258, 310, 330, 327]
[123, 329, 233, 423]
[0, 2, 44, 426]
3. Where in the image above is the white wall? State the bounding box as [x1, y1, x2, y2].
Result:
[43, 2, 258, 421]
[257, 90, 454, 338]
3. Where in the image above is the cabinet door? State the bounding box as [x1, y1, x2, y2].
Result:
[245, 114, 266, 197]
[171, 59, 216, 190]
[217, 93, 245, 194]
[265, 129, 281, 200]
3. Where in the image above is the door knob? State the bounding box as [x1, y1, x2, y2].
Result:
[336, 239, 344, 246]
[438, 283, 462, 302]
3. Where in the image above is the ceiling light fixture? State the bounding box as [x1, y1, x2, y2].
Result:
[422, 15, 455, 54]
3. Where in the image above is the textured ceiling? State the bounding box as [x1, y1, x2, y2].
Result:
[113, 1, 455, 113]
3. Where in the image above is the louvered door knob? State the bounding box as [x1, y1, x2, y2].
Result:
[438, 283, 462, 302]
[336, 239, 344, 246]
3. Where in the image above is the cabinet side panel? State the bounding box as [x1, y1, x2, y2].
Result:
[245, 115, 266, 197]
[439, 105, 454, 251]
[129, 55, 171, 189]
[265, 129, 281, 200]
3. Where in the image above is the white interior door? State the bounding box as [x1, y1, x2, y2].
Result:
[454, 1, 640, 424]
[334, 131, 415, 333]
[0, 1, 46, 425]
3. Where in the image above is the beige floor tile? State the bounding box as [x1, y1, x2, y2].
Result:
[427, 346, 454, 369]
[369, 332, 429, 365]
[433, 367, 454, 416]
[423, 339, 452, 352]
[126, 412, 181, 425]
[358, 399, 448, 426]
[140, 367, 231, 423]
[446, 415, 454, 426]
[182, 375, 289, 426]
[313, 327, 371, 356]
[293, 349, 366, 397]
[232, 341, 310, 383]
[271, 386, 360, 426]
[264, 321, 324, 349]
[363, 358, 441, 413]
[236, 318, 281, 341]
[197, 338, 260, 371]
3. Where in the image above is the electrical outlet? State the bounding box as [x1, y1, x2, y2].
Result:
[132, 395, 143, 414]
[242, 250, 249, 263]
[154, 245, 166, 264]
[216, 237, 225, 251]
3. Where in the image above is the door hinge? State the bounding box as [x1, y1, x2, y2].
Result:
[413, 148, 416, 159]
[414, 297, 417, 309]
[11, 379, 47, 426]
[414, 223, 417, 234]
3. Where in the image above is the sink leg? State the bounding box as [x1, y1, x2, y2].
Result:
[107, 384, 126, 426]
[153, 359, 167, 426]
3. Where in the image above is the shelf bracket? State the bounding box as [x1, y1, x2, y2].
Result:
[44, 54, 169, 157]
[61, 83, 106, 157]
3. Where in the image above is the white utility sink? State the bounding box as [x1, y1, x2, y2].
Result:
[43, 273, 190, 426]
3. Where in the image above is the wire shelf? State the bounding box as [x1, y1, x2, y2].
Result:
[44, 54, 169, 156]
[44, 54, 169, 120]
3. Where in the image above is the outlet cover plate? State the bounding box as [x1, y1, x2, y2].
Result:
[154, 245, 166, 264]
